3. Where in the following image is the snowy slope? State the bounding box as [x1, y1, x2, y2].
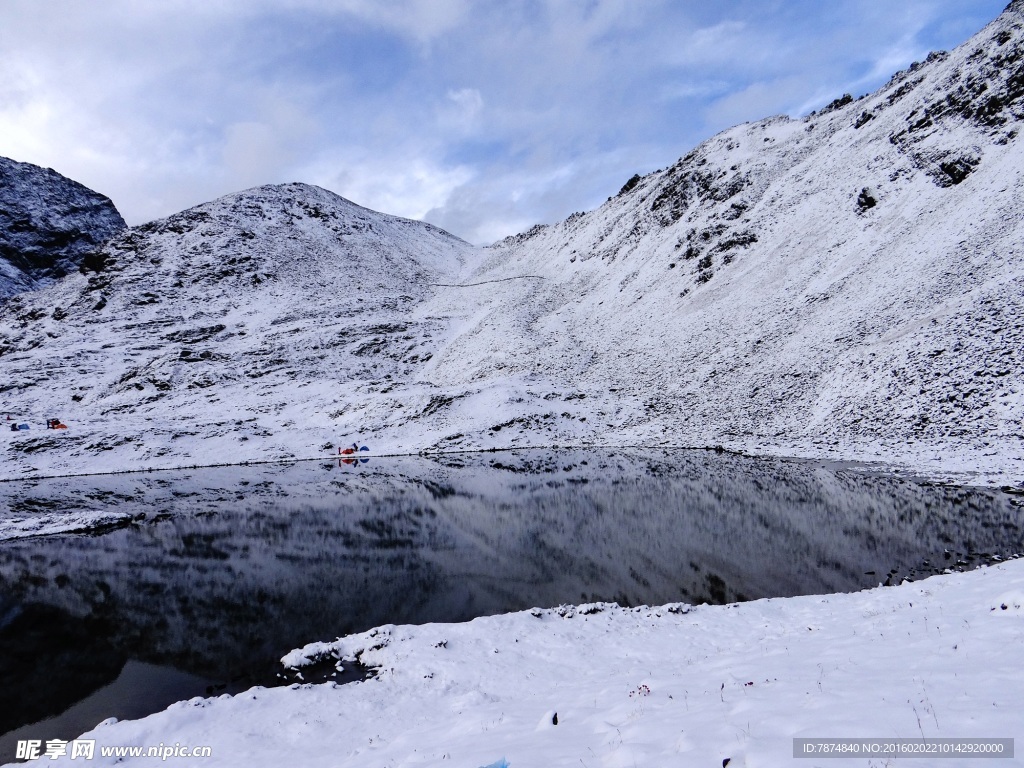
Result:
[3, 5, 1024, 481]
[436, 3, 1024, 480]
[0, 183, 475, 476]
[0, 157, 125, 302]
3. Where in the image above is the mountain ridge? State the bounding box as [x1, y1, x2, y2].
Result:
[440, 1, 1024, 477]
[2, 3, 1023, 484]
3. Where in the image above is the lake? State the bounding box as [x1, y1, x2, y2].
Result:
[0, 449, 1021, 762]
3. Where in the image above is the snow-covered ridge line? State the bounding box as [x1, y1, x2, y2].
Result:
[2, 4, 1024, 483]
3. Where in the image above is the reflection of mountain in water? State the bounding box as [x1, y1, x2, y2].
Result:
[0, 600, 123, 734]
[0, 450, 1021, 736]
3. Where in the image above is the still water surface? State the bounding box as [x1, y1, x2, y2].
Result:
[0, 449, 1021, 759]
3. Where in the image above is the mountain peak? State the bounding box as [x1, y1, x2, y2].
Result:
[131, 181, 460, 246]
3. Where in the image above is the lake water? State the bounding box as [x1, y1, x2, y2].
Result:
[0, 449, 1021, 761]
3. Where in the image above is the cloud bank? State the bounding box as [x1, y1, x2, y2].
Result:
[0, 0, 1007, 243]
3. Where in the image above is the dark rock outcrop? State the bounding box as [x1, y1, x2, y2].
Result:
[0, 157, 126, 301]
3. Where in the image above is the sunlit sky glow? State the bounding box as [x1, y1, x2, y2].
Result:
[0, 0, 1008, 243]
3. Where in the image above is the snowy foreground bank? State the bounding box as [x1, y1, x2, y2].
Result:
[18, 559, 1023, 768]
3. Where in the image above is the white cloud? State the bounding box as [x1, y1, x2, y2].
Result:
[422, 144, 663, 245]
[266, 0, 473, 42]
[0, 0, 1011, 239]
[440, 88, 484, 135]
[219, 91, 321, 190]
[305, 151, 475, 224]
[658, 80, 732, 103]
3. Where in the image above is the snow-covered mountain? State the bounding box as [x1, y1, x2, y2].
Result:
[0, 183, 475, 476]
[444, 2, 1024, 480]
[2, 3, 1024, 481]
[0, 157, 125, 302]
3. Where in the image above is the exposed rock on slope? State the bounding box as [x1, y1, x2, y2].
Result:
[0, 157, 126, 301]
[2, 4, 1024, 482]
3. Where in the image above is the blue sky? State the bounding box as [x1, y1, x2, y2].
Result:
[0, 0, 1009, 243]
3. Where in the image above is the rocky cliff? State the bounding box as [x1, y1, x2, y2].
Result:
[0, 157, 125, 301]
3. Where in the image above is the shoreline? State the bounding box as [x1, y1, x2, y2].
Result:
[3, 439, 1021, 491]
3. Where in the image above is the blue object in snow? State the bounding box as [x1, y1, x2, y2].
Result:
[17, 424, 29, 430]
[479, 760, 510, 768]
